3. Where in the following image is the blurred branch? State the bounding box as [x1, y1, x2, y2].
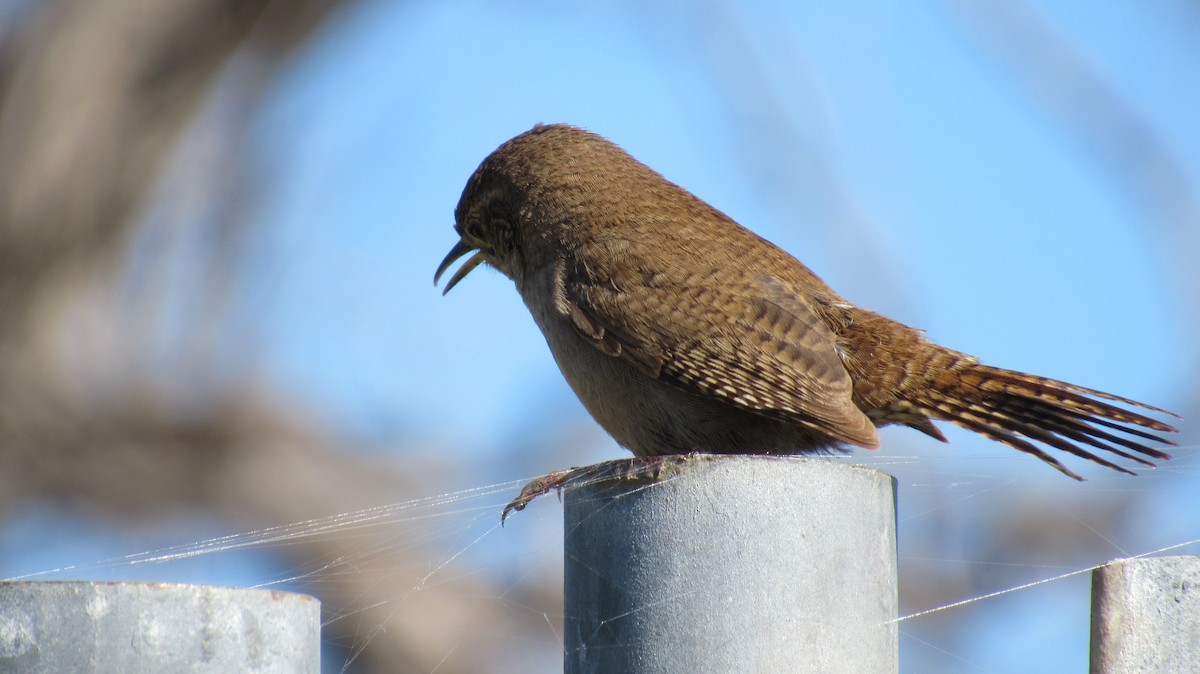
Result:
[0, 0, 338, 349]
[0, 0, 350, 517]
[0, 2, 565, 672]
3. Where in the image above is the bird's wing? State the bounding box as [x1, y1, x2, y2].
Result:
[561, 258, 879, 449]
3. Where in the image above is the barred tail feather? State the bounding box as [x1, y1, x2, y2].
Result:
[914, 363, 1178, 479]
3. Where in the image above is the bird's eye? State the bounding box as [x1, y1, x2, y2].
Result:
[462, 215, 484, 242]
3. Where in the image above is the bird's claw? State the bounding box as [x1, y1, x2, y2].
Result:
[500, 456, 684, 525]
[501, 468, 576, 526]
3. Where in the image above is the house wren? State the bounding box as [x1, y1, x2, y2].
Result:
[436, 123, 1177, 497]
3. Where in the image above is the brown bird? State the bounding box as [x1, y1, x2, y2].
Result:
[436, 123, 1178, 506]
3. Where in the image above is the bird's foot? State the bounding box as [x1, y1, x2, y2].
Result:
[501, 468, 576, 526]
[501, 455, 685, 525]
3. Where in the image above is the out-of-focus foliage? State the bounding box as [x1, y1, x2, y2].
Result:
[0, 2, 559, 672]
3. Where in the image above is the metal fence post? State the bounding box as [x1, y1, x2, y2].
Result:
[563, 455, 898, 674]
[0, 581, 319, 673]
[1090, 556, 1200, 673]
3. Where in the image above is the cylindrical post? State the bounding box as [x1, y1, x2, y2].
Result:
[0, 581, 320, 673]
[1090, 556, 1200, 673]
[563, 455, 898, 674]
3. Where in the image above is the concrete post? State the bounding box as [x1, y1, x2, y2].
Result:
[0, 581, 319, 673]
[563, 455, 898, 674]
[1090, 556, 1200, 673]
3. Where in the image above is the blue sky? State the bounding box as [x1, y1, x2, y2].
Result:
[10, 2, 1197, 672]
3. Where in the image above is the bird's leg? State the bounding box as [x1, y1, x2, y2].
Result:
[593, 454, 676, 483]
[500, 455, 684, 525]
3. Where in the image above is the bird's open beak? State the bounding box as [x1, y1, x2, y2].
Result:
[434, 239, 489, 295]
